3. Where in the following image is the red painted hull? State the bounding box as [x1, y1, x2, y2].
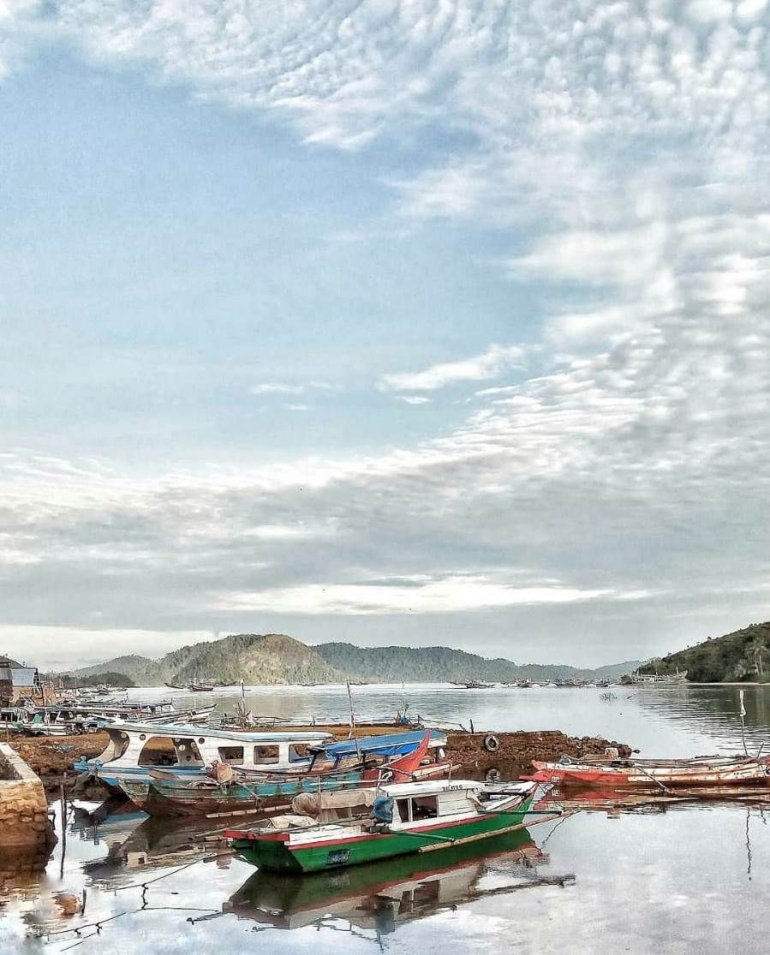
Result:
[529, 757, 770, 789]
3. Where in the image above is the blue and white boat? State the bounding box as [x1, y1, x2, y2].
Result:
[74, 723, 449, 817]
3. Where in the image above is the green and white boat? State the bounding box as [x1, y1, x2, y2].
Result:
[226, 778, 539, 874]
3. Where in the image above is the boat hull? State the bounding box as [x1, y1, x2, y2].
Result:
[231, 799, 534, 873]
[530, 758, 770, 788]
[142, 771, 374, 817]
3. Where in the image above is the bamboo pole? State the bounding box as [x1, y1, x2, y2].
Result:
[59, 780, 67, 879]
[416, 812, 567, 854]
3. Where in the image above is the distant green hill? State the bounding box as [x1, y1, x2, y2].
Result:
[640, 621, 770, 683]
[314, 643, 640, 683]
[61, 632, 641, 686]
[313, 643, 522, 683]
[64, 634, 344, 686]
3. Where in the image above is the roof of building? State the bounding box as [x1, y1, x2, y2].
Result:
[0, 657, 24, 668]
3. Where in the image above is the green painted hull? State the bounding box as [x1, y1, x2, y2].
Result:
[231, 798, 534, 874]
[230, 826, 536, 915]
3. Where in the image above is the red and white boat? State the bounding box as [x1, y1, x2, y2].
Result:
[527, 754, 770, 789]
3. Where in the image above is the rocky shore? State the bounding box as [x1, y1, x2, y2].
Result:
[8, 728, 631, 794]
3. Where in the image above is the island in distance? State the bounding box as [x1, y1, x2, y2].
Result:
[50, 632, 642, 687]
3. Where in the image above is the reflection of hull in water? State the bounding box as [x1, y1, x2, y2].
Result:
[71, 796, 148, 837]
[537, 784, 770, 815]
[224, 828, 551, 932]
[82, 814, 225, 883]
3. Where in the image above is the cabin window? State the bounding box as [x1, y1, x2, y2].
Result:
[288, 744, 310, 762]
[396, 798, 413, 823]
[412, 796, 438, 820]
[218, 746, 244, 765]
[103, 733, 131, 762]
[253, 745, 280, 765]
[137, 738, 179, 766]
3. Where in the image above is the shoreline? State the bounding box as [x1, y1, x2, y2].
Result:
[7, 728, 631, 794]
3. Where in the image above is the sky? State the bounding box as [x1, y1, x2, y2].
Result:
[1, 0, 769, 671]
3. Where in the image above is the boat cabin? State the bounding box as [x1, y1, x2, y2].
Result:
[87, 723, 335, 774]
[383, 780, 486, 826]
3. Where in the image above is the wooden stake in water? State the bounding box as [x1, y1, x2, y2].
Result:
[740, 689, 748, 756]
[59, 780, 67, 879]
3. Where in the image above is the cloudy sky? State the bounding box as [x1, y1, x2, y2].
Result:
[1, 0, 769, 671]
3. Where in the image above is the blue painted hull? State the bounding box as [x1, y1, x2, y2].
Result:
[141, 769, 370, 817]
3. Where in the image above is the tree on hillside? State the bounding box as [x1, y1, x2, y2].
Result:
[750, 637, 766, 680]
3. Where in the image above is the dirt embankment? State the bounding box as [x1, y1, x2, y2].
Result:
[445, 730, 631, 780]
[8, 728, 630, 794]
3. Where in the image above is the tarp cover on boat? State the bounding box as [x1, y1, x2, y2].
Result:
[320, 730, 444, 759]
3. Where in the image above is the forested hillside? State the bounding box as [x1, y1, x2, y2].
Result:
[62, 632, 640, 686]
[640, 622, 770, 683]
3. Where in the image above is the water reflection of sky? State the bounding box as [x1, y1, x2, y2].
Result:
[2, 686, 770, 953]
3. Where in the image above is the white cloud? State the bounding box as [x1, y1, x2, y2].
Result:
[399, 396, 432, 405]
[249, 383, 305, 395]
[0, 0, 769, 666]
[379, 344, 525, 393]
[0, 626, 218, 671]
[213, 576, 631, 616]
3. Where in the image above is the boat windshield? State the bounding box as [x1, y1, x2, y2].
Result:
[395, 796, 439, 823]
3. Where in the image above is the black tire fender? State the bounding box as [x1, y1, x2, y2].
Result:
[483, 734, 500, 753]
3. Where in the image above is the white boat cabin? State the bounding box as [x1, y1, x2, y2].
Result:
[380, 779, 534, 826]
[93, 722, 335, 773]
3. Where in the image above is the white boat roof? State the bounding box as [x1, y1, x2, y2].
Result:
[103, 722, 334, 743]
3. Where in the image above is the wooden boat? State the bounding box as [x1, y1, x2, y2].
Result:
[451, 681, 494, 689]
[223, 827, 553, 932]
[129, 730, 452, 817]
[74, 722, 335, 798]
[225, 779, 538, 873]
[528, 753, 770, 788]
[75, 723, 448, 812]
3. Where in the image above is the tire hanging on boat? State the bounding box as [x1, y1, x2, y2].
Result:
[483, 734, 500, 752]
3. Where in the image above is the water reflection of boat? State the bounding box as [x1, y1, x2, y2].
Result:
[537, 784, 770, 815]
[80, 812, 226, 884]
[71, 795, 148, 839]
[223, 827, 572, 933]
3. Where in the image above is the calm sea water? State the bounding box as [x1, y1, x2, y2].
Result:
[2, 684, 769, 954]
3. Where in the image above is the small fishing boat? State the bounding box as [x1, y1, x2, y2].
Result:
[74, 723, 449, 814]
[133, 730, 452, 817]
[74, 723, 336, 798]
[528, 753, 770, 788]
[226, 779, 539, 873]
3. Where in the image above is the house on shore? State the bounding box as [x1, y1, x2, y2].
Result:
[0, 656, 52, 706]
